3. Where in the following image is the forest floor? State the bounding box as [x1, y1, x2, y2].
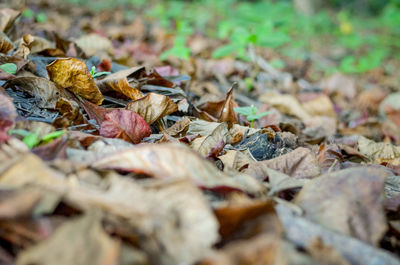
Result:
[0, 1, 400, 264]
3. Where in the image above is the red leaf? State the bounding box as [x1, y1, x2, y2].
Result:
[100, 109, 151, 144]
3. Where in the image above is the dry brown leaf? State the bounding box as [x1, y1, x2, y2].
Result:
[0, 152, 65, 188]
[219, 85, 238, 128]
[17, 211, 120, 265]
[260, 93, 311, 121]
[294, 167, 392, 245]
[125, 93, 178, 125]
[99, 109, 152, 144]
[0, 31, 14, 54]
[191, 122, 228, 157]
[161, 116, 191, 137]
[266, 168, 307, 196]
[5, 77, 68, 108]
[92, 143, 265, 194]
[53, 97, 91, 128]
[0, 92, 17, 142]
[218, 149, 255, 172]
[46, 58, 104, 105]
[302, 95, 336, 117]
[75, 33, 114, 57]
[244, 147, 320, 181]
[96, 76, 142, 100]
[199, 234, 284, 265]
[277, 204, 400, 265]
[0, 8, 20, 34]
[358, 136, 400, 165]
[214, 198, 280, 241]
[63, 176, 219, 265]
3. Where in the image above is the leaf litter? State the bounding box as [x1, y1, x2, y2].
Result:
[0, 1, 399, 265]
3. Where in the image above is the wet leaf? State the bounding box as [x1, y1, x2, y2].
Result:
[125, 93, 178, 125]
[100, 109, 151, 144]
[46, 58, 104, 105]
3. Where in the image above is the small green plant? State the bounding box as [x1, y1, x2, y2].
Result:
[90, 66, 111, 78]
[160, 20, 192, 60]
[234, 105, 274, 128]
[0, 63, 17, 74]
[9, 129, 65, 149]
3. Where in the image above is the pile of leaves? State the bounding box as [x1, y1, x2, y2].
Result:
[0, 1, 400, 265]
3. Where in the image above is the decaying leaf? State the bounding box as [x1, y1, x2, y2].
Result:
[75, 33, 114, 57]
[96, 76, 142, 100]
[260, 93, 311, 121]
[17, 211, 120, 265]
[191, 122, 228, 157]
[93, 143, 265, 194]
[46, 58, 104, 105]
[0, 8, 20, 34]
[245, 147, 320, 181]
[0, 31, 14, 54]
[63, 176, 219, 265]
[266, 168, 307, 196]
[358, 136, 400, 165]
[218, 149, 256, 172]
[276, 203, 400, 265]
[161, 116, 191, 137]
[294, 167, 392, 245]
[125, 92, 178, 125]
[100, 109, 152, 144]
[5, 77, 68, 108]
[0, 92, 17, 142]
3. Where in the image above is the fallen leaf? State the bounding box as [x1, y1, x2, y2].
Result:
[244, 147, 320, 180]
[218, 149, 255, 172]
[301, 94, 336, 117]
[96, 76, 142, 100]
[161, 116, 191, 137]
[75, 33, 114, 57]
[100, 109, 151, 144]
[0, 8, 20, 34]
[259, 92, 311, 121]
[320, 73, 356, 100]
[63, 177, 219, 265]
[125, 93, 178, 125]
[0, 31, 14, 54]
[191, 122, 228, 157]
[294, 167, 392, 245]
[0, 92, 17, 142]
[93, 143, 265, 194]
[266, 168, 307, 196]
[358, 136, 400, 165]
[17, 211, 120, 265]
[219, 85, 238, 128]
[46, 58, 104, 105]
[276, 203, 400, 265]
[5, 77, 67, 108]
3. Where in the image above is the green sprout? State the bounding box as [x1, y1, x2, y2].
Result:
[90, 66, 111, 78]
[9, 129, 65, 149]
[234, 105, 274, 128]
